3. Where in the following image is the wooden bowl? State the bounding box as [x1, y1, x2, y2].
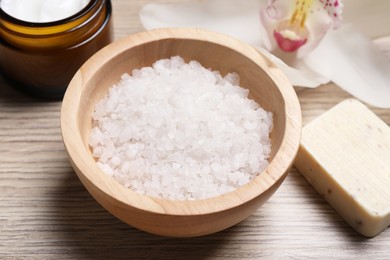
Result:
[61, 28, 301, 237]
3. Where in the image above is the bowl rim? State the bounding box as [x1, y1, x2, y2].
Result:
[61, 28, 302, 216]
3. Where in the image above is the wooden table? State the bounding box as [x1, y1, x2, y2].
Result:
[1, 0, 389, 258]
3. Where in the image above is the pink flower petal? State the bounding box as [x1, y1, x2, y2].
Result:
[274, 30, 308, 52]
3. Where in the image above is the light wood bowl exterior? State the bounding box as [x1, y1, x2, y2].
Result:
[61, 28, 301, 237]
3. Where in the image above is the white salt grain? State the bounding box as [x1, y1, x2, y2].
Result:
[89, 56, 273, 200]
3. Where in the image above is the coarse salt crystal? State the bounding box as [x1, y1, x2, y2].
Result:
[89, 56, 273, 200]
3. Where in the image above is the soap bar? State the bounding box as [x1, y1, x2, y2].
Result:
[294, 99, 390, 237]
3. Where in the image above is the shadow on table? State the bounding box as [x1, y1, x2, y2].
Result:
[51, 168, 383, 259]
[0, 75, 31, 101]
[0, 74, 63, 103]
[52, 171, 236, 259]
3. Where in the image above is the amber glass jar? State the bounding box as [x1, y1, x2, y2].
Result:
[0, 0, 113, 99]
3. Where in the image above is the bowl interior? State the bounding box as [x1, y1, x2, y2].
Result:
[79, 38, 286, 161]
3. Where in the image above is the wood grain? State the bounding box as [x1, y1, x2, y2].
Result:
[1, 0, 390, 258]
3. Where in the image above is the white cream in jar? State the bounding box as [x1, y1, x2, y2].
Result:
[0, 0, 90, 23]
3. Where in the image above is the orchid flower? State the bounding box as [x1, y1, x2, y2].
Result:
[259, 0, 343, 57]
[139, 0, 390, 108]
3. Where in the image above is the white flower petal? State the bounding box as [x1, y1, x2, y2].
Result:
[139, 0, 264, 46]
[343, 0, 390, 39]
[304, 24, 390, 108]
[257, 47, 329, 88]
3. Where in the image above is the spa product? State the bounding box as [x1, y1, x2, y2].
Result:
[295, 99, 390, 237]
[0, 0, 112, 98]
[0, 0, 90, 23]
[89, 56, 273, 200]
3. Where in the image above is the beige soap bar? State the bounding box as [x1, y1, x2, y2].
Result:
[295, 99, 390, 237]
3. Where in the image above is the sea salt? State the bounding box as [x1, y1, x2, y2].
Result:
[89, 56, 273, 200]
